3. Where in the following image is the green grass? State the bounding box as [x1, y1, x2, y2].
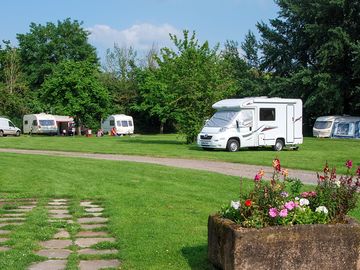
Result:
[0, 153, 359, 270]
[0, 134, 359, 173]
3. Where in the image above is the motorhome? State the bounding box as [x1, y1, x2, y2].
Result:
[0, 117, 21, 137]
[312, 115, 340, 138]
[101, 114, 134, 135]
[23, 113, 57, 135]
[197, 97, 303, 152]
[53, 115, 75, 135]
[332, 116, 360, 139]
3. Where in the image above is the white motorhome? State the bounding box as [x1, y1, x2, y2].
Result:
[312, 116, 340, 138]
[23, 113, 57, 135]
[0, 117, 21, 137]
[101, 114, 134, 135]
[197, 97, 303, 152]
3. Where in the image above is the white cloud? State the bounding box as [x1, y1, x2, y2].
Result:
[87, 23, 181, 51]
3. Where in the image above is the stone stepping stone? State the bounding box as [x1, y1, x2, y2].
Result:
[76, 231, 109, 238]
[7, 208, 33, 212]
[28, 259, 67, 270]
[80, 201, 101, 208]
[78, 217, 108, 224]
[75, 237, 116, 248]
[48, 202, 67, 206]
[18, 205, 36, 209]
[0, 246, 10, 252]
[0, 237, 9, 243]
[78, 259, 120, 270]
[53, 230, 70, 239]
[1, 213, 25, 217]
[0, 230, 11, 235]
[77, 248, 117, 255]
[36, 249, 71, 259]
[0, 217, 26, 222]
[80, 224, 106, 230]
[50, 214, 72, 219]
[51, 199, 68, 202]
[49, 209, 69, 215]
[0, 222, 24, 227]
[40, 239, 72, 249]
[84, 208, 104, 213]
[87, 213, 103, 217]
[46, 205, 68, 209]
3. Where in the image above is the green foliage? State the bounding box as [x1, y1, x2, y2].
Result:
[40, 60, 110, 129]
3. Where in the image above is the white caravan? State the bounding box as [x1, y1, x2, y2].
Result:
[312, 116, 340, 138]
[23, 113, 57, 135]
[197, 97, 303, 151]
[53, 115, 75, 135]
[0, 117, 21, 137]
[101, 114, 134, 135]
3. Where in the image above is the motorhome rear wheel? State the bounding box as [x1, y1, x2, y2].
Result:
[273, 139, 284, 151]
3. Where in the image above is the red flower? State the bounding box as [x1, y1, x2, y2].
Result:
[323, 162, 329, 174]
[345, 160, 353, 169]
[245, 199, 252, 207]
[272, 158, 281, 172]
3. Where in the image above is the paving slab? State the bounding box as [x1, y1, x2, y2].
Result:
[78, 248, 118, 255]
[28, 260, 67, 270]
[53, 230, 70, 239]
[18, 205, 36, 209]
[75, 237, 116, 248]
[1, 213, 25, 217]
[78, 259, 120, 270]
[48, 202, 67, 206]
[49, 209, 69, 215]
[76, 231, 109, 237]
[7, 208, 33, 212]
[50, 214, 72, 219]
[36, 249, 71, 259]
[80, 224, 106, 230]
[46, 205, 68, 209]
[40, 239, 72, 249]
[78, 217, 108, 224]
[0, 246, 10, 252]
[0, 237, 9, 243]
[0, 230, 11, 235]
[0, 222, 24, 227]
[0, 217, 26, 222]
[86, 213, 103, 217]
[84, 208, 104, 213]
[51, 199, 68, 202]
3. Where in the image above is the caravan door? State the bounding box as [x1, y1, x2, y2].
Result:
[286, 105, 295, 143]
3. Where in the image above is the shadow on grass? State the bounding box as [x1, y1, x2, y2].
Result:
[181, 245, 218, 270]
[121, 138, 186, 146]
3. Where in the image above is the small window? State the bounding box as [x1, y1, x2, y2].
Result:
[24, 120, 28, 125]
[260, 108, 275, 121]
[110, 120, 115, 126]
[8, 121, 15, 127]
[32, 120, 37, 126]
[116, 121, 121, 127]
[121, 120, 129, 127]
[128, 121, 133, 127]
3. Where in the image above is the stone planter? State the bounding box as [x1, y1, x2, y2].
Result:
[208, 214, 360, 270]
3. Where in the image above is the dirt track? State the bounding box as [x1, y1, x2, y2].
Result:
[0, 148, 319, 184]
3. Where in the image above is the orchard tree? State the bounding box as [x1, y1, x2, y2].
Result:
[17, 18, 98, 90]
[40, 60, 110, 132]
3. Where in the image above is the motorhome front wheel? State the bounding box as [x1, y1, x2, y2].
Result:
[227, 139, 240, 152]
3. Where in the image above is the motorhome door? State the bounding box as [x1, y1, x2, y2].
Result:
[286, 105, 295, 143]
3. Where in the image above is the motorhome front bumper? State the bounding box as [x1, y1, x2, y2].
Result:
[197, 134, 227, 149]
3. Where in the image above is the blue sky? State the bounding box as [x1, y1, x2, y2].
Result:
[1, 0, 279, 61]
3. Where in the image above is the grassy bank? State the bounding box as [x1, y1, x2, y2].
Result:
[0, 134, 359, 173]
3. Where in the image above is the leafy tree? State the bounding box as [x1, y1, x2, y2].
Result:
[40, 60, 110, 132]
[257, 0, 360, 119]
[17, 18, 98, 90]
[241, 31, 259, 68]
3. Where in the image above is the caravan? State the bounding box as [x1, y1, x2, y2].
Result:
[332, 116, 360, 139]
[23, 113, 57, 135]
[197, 97, 303, 151]
[312, 116, 340, 138]
[101, 114, 134, 135]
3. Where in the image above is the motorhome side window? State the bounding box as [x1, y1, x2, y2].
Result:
[110, 120, 115, 126]
[32, 120, 37, 126]
[260, 108, 275, 121]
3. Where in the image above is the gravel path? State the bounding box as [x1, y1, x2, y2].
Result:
[0, 148, 319, 184]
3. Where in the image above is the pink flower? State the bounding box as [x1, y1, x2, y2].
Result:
[254, 173, 262, 182]
[284, 201, 296, 210]
[279, 208, 288, 217]
[345, 160, 353, 169]
[269, 208, 278, 218]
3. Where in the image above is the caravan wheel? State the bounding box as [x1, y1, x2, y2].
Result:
[273, 139, 284, 151]
[227, 139, 239, 152]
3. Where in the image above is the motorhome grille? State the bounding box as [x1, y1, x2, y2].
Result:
[200, 135, 212, 140]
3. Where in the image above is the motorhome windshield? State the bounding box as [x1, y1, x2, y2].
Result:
[39, 120, 55, 126]
[205, 111, 237, 127]
[314, 121, 332, 129]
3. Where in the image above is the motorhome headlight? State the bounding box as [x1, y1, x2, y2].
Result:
[219, 127, 227, 133]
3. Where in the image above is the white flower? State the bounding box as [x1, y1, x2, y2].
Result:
[230, 200, 240, 210]
[295, 197, 300, 201]
[315, 206, 329, 214]
[299, 198, 309, 206]
[335, 180, 341, 187]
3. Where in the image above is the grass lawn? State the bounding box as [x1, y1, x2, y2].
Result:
[0, 153, 359, 270]
[0, 134, 360, 174]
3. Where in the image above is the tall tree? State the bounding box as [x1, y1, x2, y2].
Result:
[17, 18, 98, 90]
[257, 0, 360, 118]
[40, 60, 110, 132]
[241, 30, 259, 68]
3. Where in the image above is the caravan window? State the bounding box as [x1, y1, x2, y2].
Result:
[110, 120, 115, 126]
[39, 120, 55, 126]
[116, 121, 121, 127]
[314, 121, 332, 129]
[121, 121, 129, 127]
[205, 111, 237, 127]
[24, 120, 28, 125]
[32, 120, 37, 126]
[260, 108, 275, 121]
[128, 121, 133, 127]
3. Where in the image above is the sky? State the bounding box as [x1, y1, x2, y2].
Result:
[0, 0, 279, 62]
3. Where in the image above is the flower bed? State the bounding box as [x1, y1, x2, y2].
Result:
[209, 159, 360, 269]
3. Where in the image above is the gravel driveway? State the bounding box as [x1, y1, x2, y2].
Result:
[0, 148, 319, 184]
